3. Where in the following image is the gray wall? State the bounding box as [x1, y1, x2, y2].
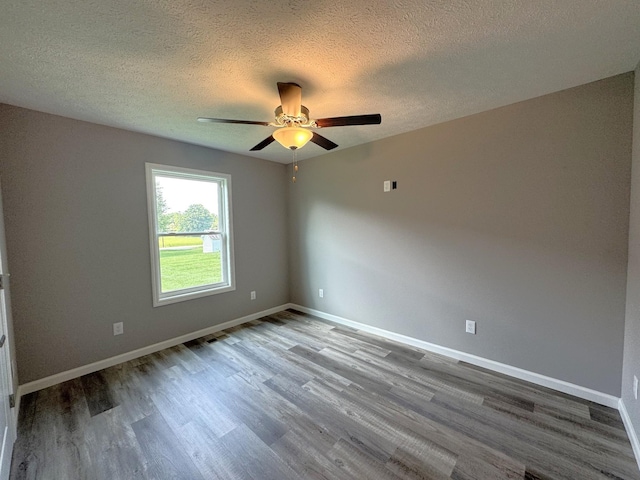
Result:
[289, 73, 633, 396]
[0, 104, 289, 384]
[623, 66, 640, 435]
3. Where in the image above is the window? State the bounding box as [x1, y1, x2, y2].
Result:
[146, 163, 235, 306]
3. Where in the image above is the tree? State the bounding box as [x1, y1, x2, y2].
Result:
[155, 184, 172, 233]
[169, 212, 184, 232]
[181, 204, 214, 232]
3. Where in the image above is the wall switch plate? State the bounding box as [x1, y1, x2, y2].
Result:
[113, 322, 124, 336]
[392, 181, 397, 190]
[634, 375, 638, 400]
[383, 180, 391, 192]
[250, 291, 256, 300]
[319, 288, 324, 298]
[465, 320, 476, 335]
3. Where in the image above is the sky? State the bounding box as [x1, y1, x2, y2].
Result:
[156, 176, 219, 215]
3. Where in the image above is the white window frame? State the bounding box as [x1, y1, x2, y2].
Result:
[145, 163, 236, 307]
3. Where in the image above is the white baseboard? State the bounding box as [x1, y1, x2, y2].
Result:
[290, 304, 620, 409]
[17, 302, 622, 412]
[619, 399, 640, 471]
[17, 304, 291, 398]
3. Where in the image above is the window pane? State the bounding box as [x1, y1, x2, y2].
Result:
[154, 174, 222, 293]
[158, 235, 223, 292]
[155, 176, 219, 234]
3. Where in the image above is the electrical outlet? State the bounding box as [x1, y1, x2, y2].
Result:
[113, 322, 124, 336]
[465, 320, 476, 335]
[383, 180, 391, 192]
[250, 291, 256, 300]
[634, 375, 638, 400]
[319, 288, 324, 298]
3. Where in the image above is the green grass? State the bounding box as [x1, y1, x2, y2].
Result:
[158, 236, 203, 248]
[159, 247, 222, 292]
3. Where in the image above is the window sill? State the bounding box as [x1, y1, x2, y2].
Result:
[153, 284, 236, 307]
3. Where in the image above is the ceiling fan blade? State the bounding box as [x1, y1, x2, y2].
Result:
[277, 82, 302, 117]
[250, 135, 276, 151]
[197, 117, 271, 126]
[315, 114, 382, 128]
[310, 132, 338, 150]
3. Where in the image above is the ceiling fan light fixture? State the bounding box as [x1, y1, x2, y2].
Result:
[272, 126, 313, 150]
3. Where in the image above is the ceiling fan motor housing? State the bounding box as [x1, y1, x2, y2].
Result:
[274, 105, 314, 127]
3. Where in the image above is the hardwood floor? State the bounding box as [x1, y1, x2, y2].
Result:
[10, 309, 640, 479]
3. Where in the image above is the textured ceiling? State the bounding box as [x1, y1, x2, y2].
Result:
[1, 0, 640, 164]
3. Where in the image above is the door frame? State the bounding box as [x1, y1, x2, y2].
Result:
[0, 179, 17, 480]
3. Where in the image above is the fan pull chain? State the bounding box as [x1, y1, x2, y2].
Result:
[292, 149, 298, 183]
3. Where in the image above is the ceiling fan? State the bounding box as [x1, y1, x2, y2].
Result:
[197, 82, 382, 152]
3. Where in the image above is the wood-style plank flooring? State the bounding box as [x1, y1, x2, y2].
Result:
[10, 310, 640, 479]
